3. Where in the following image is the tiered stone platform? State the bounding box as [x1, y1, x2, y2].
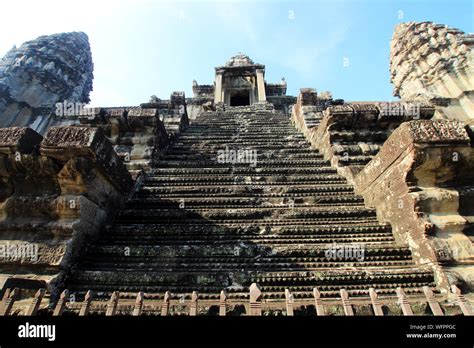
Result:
[66, 107, 435, 303]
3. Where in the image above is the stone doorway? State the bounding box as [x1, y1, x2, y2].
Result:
[230, 90, 250, 106]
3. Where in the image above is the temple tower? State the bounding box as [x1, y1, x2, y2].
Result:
[214, 53, 266, 106]
[0, 32, 94, 132]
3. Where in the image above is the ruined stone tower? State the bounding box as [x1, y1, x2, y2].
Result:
[390, 22, 474, 125]
[0, 32, 94, 133]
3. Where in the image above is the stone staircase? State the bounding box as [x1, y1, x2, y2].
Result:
[66, 108, 435, 301]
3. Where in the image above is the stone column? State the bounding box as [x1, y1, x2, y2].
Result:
[256, 69, 267, 102]
[214, 71, 223, 104]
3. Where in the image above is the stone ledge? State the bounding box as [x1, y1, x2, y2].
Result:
[324, 102, 435, 129]
[0, 127, 43, 155]
[355, 120, 471, 193]
[40, 126, 133, 193]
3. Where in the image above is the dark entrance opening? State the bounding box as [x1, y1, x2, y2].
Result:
[230, 90, 250, 106]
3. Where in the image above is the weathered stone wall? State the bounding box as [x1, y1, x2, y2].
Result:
[186, 97, 215, 120]
[0, 126, 132, 297]
[160, 91, 189, 138]
[78, 107, 170, 177]
[354, 120, 474, 295]
[390, 22, 474, 125]
[293, 88, 435, 183]
[0, 32, 94, 133]
[291, 88, 337, 132]
[266, 95, 297, 115]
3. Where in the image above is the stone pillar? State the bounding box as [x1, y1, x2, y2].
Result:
[214, 72, 223, 104]
[256, 69, 267, 102]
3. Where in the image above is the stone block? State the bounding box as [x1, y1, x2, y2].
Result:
[40, 126, 133, 193]
[0, 127, 43, 155]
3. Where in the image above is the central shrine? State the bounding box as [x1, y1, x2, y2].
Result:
[193, 53, 289, 108]
[215, 53, 267, 106]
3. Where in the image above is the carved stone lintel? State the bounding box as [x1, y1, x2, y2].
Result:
[41, 126, 133, 193]
[0, 127, 43, 155]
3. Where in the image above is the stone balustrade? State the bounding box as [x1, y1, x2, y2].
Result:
[1, 283, 471, 316]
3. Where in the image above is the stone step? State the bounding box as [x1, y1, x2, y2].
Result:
[125, 196, 364, 208]
[116, 206, 378, 222]
[84, 243, 408, 256]
[149, 167, 339, 175]
[169, 144, 315, 151]
[159, 152, 324, 160]
[97, 234, 394, 245]
[66, 109, 434, 296]
[109, 221, 391, 232]
[78, 260, 414, 272]
[67, 269, 434, 296]
[154, 159, 332, 168]
[119, 204, 376, 216]
[143, 174, 347, 184]
[330, 130, 390, 143]
[112, 218, 381, 227]
[137, 185, 356, 197]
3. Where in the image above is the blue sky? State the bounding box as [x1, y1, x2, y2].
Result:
[1, 0, 472, 106]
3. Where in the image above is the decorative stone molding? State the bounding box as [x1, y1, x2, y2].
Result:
[291, 88, 337, 133]
[390, 22, 474, 125]
[161, 92, 189, 139]
[354, 120, 474, 295]
[78, 107, 170, 176]
[293, 91, 435, 183]
[0, 126, 132, 298]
